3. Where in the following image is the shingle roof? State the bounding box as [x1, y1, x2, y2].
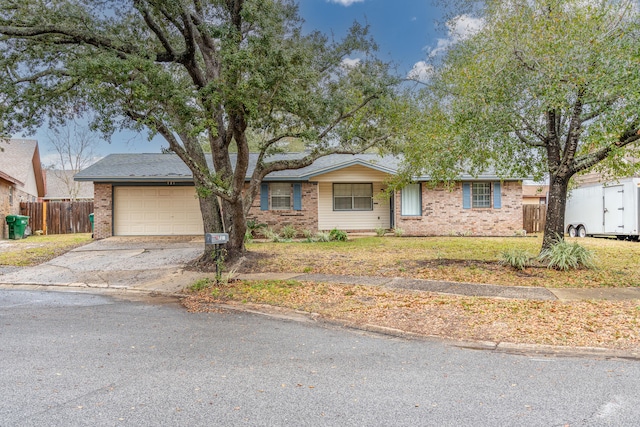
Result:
[0, 139, 37, 185]
[44, 169, 94, 200]
[0, 139, 45, 196]
[75, 152, 521, 182]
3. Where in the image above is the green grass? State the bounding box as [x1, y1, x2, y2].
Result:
[0, 233, 93, 266]
[244, 235, 640, 288]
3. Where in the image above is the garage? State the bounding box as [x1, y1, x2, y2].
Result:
[113, 186, 204, 235]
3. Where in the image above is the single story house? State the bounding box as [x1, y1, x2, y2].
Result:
[0, 139, 45, 239]
[74, 153, 524, 239]
[44, 169, 94, 202]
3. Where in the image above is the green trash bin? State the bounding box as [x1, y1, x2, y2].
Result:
[89, 213, 94, 237]
[6, 215, 29, 240]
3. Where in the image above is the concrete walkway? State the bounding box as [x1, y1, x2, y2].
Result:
[236, 272, 640, 301]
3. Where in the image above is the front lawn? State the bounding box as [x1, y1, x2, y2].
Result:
[240, 235, 640, 288]
[0, 233, 93, 266]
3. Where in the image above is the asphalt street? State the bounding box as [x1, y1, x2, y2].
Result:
[1, 289, 640, 426]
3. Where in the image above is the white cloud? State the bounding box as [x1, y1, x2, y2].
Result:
[327, 0, 364, 6]
[341, 57, 361, 68]
[407, 61, 434, 83]
[428, 14, 484, 57]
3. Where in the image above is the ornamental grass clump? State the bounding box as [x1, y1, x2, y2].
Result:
[281, 225, 297, 240]
[538, 240, 595, 271]
[499, 249, 533, 271]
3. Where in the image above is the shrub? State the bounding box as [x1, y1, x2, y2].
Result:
[329, 228, 348, 242]
[538, 240, 595, 271]
[264, 227, 281, 243]
[245, 219, 267, 238]
[375, 227, 386, 237]
[315, 231, 331, 242]
[499, 249, 533, 271]
[393, 227, 404, 237]
[281, 225, 297, 239]
[244, 229, 254, 244]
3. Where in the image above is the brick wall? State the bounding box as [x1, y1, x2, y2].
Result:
[247, 182, 319, 234]
[88, 180, 522, 239]
[396, 181, 523, 236]
[1, 182, 36, 239]
[93, 183, 113, 239]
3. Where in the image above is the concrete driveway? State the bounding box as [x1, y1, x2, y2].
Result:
[0, 237, 206, 293]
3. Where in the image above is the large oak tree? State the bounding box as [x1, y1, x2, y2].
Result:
[0, 0, 398, 261]
[401, 0, 640, 251]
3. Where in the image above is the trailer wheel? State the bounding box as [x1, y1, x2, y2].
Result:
[568, 226, 577, 238]
[577, 225, 586, 238]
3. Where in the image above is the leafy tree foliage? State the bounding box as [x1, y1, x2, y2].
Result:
[401, 0, 640, 251]
[0, 0, 398, 261]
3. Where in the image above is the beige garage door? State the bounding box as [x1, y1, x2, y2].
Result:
[114, 186, 204, 235]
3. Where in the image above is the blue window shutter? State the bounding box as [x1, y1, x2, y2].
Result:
[493, 182, 502, 209]
[462, 183, 471, 209]
[260, 183, 269, 210]
[293, 183, 302, 211]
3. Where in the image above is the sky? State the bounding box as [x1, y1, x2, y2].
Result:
[30, 0, 457, 167]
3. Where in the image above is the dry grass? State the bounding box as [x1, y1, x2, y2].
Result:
[0, 233, 93, 266]
[183, 279, 640, 350]
[240, 235, 640, 288]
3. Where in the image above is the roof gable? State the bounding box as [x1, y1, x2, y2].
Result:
[44, 169, 94, 200]
[0, 139, 45, 196]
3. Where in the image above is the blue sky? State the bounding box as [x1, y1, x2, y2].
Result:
[33, 0, 453, 166]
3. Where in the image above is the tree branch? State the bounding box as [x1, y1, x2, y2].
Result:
[133, 0, 179, 61]
[561, 88, 585, 167]
[13, 69, 70, 83]
[0, 25, 136, 59]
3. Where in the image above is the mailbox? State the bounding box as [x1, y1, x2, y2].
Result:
[205, 233, 229, 244]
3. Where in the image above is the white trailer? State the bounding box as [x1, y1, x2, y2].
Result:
[564, 177, 640, 240]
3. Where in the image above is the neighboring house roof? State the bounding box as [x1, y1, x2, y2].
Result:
[75, 153, 525, 183]
[0, 139, 45, 197]
[522, 184, 549, 198]
[44, 169, 94, 200]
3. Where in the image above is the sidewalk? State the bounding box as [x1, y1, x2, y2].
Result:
[235, 272, 640, 301]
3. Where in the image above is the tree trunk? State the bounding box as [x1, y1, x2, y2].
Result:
[541, 174, 570, 252]
[197, 182, 224, 264]
[221, 197, 247, 262]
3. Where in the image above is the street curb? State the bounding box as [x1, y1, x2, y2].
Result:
[0, 283, 184, 300]
[185, 299, 640, 361]
[4, 283, 640, 361]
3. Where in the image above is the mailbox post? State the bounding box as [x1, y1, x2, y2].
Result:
[205, 233, 229, 280]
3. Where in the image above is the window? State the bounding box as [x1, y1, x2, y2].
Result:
[401, 183, 421, 216]
[463, 182, 502, 209]
[333, 183, 373, 211]
[472, 182, 491, 208]
[270, 183, 291, 210]
[260, 183, 302, 211]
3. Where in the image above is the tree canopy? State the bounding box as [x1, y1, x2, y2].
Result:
[400, 0, 640, 250]
[0, 0, 399, 260]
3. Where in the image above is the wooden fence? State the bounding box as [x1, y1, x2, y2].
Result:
[20, 201, 94, 234]
[523, 204, 547, 233]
